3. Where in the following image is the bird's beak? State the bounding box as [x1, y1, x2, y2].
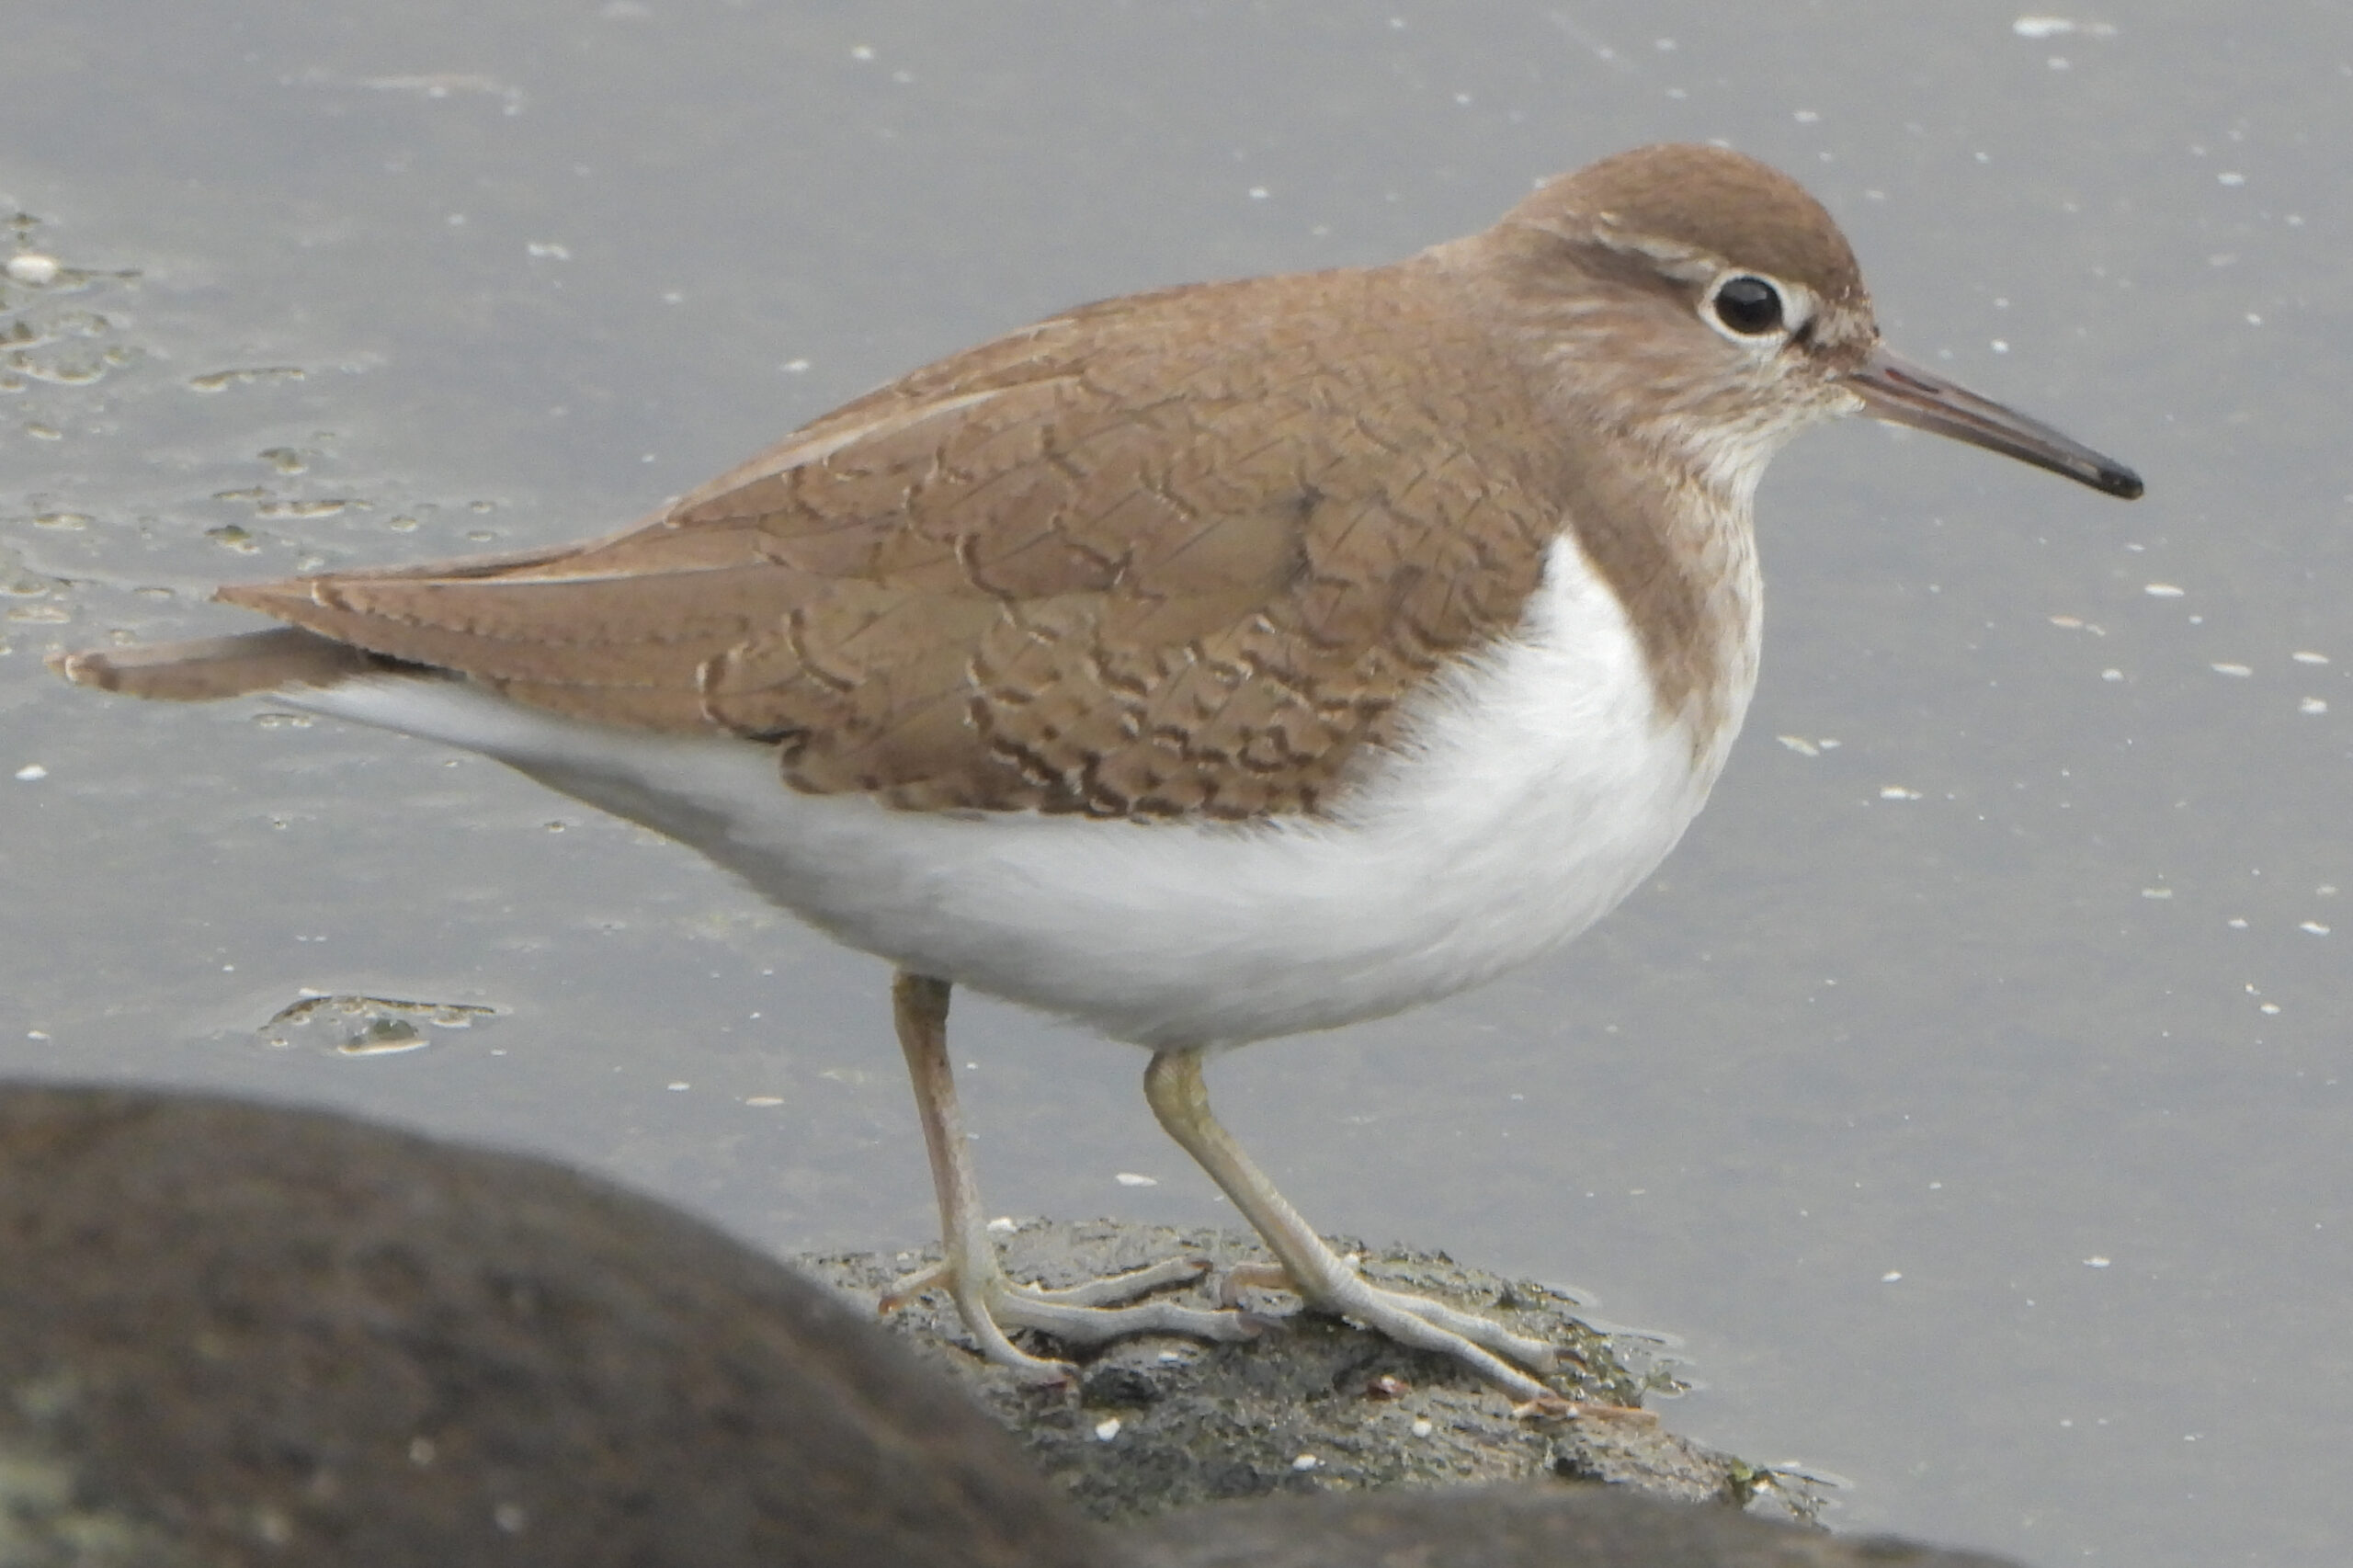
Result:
[1846, 345, 2143, 500]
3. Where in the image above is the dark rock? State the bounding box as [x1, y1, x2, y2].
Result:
[0, 1083, 1111, 1568]
[1079, 1362, 1167, 1410]
[1125, 1483, 2025, 1568]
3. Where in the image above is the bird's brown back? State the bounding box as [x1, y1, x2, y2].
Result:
[221, 260, 1588, 820]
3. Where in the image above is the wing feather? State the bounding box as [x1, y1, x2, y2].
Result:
[211, 264, 1561, 818]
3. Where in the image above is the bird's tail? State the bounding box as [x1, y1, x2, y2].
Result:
[47, 627, 381, 702]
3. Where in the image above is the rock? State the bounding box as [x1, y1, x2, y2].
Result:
[0, 1083, 2027, 1568]
[800, 1220, 1779, 1524]
[0, 1083, 1109, 1568]
[1125, 1483, 2024, 1568]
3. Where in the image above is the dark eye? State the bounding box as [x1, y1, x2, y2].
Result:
[1711, 275, 1784, 335]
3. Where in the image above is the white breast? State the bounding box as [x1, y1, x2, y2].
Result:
[283, 534, 1759, 1049]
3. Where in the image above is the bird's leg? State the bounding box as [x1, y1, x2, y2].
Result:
[889, 973, 1063, 1379]
[886, 972, 1256, 1379]
[1142, 1045, 1562, 1402]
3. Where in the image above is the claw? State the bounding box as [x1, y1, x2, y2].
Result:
[879, 1258, 950, 1314]
[1512, 1394, 1654, 1425]
[1217, 1259, 1295, 1306]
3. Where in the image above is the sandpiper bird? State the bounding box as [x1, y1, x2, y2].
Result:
[54, 143, 2140, 1400]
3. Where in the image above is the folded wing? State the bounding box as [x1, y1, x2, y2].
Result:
[204, 269, 1559, 819]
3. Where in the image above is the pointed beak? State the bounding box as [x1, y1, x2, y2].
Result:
[1846, 346, 2143, 500]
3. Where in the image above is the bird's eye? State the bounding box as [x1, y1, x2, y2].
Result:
[1711, 275, 1785, 336]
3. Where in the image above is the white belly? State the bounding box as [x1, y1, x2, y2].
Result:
[282, 535, 1756, 1049]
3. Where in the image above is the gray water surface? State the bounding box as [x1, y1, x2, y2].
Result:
[4, 6, 2345, 1566]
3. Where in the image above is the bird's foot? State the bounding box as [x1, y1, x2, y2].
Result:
[1219, 1257, 1562, 1402]
[883, 1251, 1262, 1383]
